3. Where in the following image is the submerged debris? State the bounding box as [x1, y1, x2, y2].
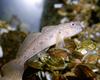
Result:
[23, 27, 99, 79]
[0, 31, 26, 68]
[74, 64, 96, 80]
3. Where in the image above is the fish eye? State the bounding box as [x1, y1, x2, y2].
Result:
[72, 23, 74, 25]
[71, 22, 75, 26]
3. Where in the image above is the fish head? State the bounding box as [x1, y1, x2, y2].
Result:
[59, 21, 85, 38]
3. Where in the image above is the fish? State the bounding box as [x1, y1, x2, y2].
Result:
[0, 21, 84, 80]
[55, 30, 65, 49]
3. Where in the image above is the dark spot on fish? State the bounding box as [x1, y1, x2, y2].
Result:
[59, 31, 61, 33]
[32, 47, 36, 50]
[39, 41, 43, 45]
[24, 55, 27, 58]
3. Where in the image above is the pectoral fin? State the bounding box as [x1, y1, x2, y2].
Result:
[55, 31, 65, 49]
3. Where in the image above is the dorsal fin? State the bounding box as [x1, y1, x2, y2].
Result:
[17, 32, 41, 57]
[41, 26, 56, 32]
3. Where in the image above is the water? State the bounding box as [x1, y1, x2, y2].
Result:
[0, 0, 45, 32]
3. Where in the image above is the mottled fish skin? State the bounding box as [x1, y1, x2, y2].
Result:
[17, 32, 41, 57]
[16, 21, 84, 66]
[0, 21, 84, 80]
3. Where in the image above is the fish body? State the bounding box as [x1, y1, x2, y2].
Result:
[0, 21, 84, 80]
[0, 60, 23, 80]
[16, 22, 84, 66]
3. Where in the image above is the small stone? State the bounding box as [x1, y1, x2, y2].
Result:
[0, 46, 3, 58]
[60, 17, 69, 24]
[80, 49, 87, 55]
[96, 32, 100, 37]
[54, 4, 63, 8]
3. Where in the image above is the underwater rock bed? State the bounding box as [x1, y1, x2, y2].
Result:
[0, 20, 27, 69]
[23, 26, 100, 80]
[0, 0, 100, 79]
